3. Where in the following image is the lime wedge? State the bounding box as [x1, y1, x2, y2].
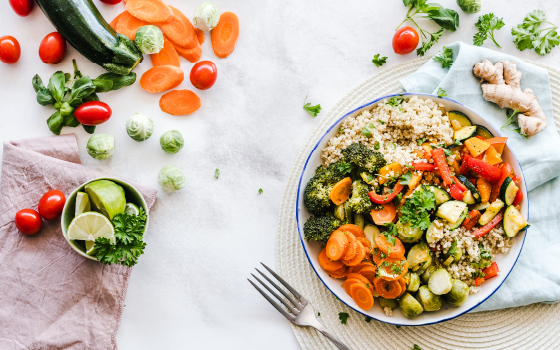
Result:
[85, 240, 97, 256]
[67, 212, 115, 244]
[75, 192, 91, 216]
[84, 180, 126, 220]
[124, 203, 140, 216]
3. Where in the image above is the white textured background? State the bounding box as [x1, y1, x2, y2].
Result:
[0, 0, 558, 349]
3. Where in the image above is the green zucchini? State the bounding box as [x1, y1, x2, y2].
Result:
[475, 124, 494, 139]
[436, 200, 468, 223]
[472, 201, 490, 212]
[424, 185, 451, 205]
[454, 126, 477, 142]
[448, 111, 472, 127]
[448, 207, 468, 230]
[503, 205, 529, 237]
[500, 177, 519, 206]
[478, 199, 504, 225]
[456, 175, 481, 203]
[461, 190, 476, 205]
[36, 0, 143, 75]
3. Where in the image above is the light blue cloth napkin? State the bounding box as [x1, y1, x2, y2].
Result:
[400, 41, 560, 312]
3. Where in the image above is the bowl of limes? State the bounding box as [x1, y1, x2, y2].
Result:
[61, 177, 149, 262]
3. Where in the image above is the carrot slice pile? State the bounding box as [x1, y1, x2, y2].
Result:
[159, 90, 201, 115]
[318, 248, 344, 272]
[126, 0, 175, 24]
[115, 11, 148, 41]
[211, 11, 239, 58]
[337, 224, 365, 238]
[374, 234, 405, 259]
[326, 230, 348, 261]
[140, 65, 184, 93]
[161, 6, 197, 48]
[151, 37, 181, 67]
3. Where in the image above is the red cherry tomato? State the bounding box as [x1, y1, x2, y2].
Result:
[74, 101, 112, 126]
[392, 26, 420, 55]
[0, 36, 21, 64]
[39, 32, 67, 64]
[190, 61, 217, 90]
[9, 0, 34, 16]
[38, 190, 66, 221]
[15, 209, 43, 235]
[99, 0, 122, 4]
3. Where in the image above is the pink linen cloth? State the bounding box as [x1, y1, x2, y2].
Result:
[0, 134, 156, 350]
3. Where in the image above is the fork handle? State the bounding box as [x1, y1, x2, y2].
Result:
[314, 327, 351, 350]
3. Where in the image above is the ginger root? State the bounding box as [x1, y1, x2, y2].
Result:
[473, 59, 547, 138]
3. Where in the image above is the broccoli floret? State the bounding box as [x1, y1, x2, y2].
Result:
[346, 180, 373, 215]
[303, 214, 342, 243]
[303, 161, 347, 215]
[342, 143, 386, 173]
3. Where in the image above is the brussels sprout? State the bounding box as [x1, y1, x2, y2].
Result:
[428, 268, 453, 295]
[421, 265, 438, 284]
[334, 204, 345, 221]
[160, 130, 184, 154]
[416, 252, 433, 276]
[407, 242, 431, 272]
[399, 293, 424, 319]
[157, 165, 186, 193]
[193, 2, 220, 31]
[443, 279, 470, 306]
[354, 213, 365, 229]
[135, 25, 164, 54]
[396, 219, 423, 243]
[126, 113, 154, 142]
[379, 297, 398, 310]
[417, 285, 443, 311]
[87, 134, 114, 160]
[456, 0, 481, 13]
[405, 272, 420, 292]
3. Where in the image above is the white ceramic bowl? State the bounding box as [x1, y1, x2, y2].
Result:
[296, 93, 529, 326]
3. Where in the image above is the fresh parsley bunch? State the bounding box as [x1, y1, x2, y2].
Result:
[399, 188, 436, 230]
[433, 46, 453, 68]
[512, 10, 560, 56]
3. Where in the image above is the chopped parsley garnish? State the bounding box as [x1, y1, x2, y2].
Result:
[337, 161, 355, 175]
[474, 13, 505, 48]
[400, 189, 437, 230]
[365, 316, 372, 323]
[399, 171, 413, 185]
[372, 54, 388, 67]
[434, 46, 453, 68]
[383, 223, 398, 246]
[317, 312, 321, 317]
[215, 168, 220, 179]
[339, 312, 350, 325]
[362, 123, 376, 137]
[303, 96, 321, 117]
[472, 271, 486, 279]
[413, 345, 423, 350]
[437, 87, 447, 98]
[391, 262, 403, 274]
[479, 245, 492, 260]
[378, 119, 385, 125]
[387, 96, 404, 107]
[258, 188, 263, 194]
[417, 137, 427, 146]
[374, 142, 380, 150]
[447, 238, 458, 256]
[339, 127, 344, 132]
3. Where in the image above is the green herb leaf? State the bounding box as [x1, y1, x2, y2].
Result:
[339, 312, 350, 325]
[474, 13, 505, 48]
[92, 79, 114, 93]
[372, 54, 388, 67]
[94, 72, 137, 91]
[46, 111, 64, 135]
[374, 142, 380, 150]
[512, 10, 559, 55]
[215, 168, 220, 179]
[32, 75, 56, 106]
[303, 96, 321, 117]
[362, 123, 376, 137]
[417, 137, 427, 146]
[47, 71, 67, 103]
[399, 171, 413, 185]
[69, 76, 96, 105]
[413, 345, 423, 350]
[387, 96, 404, 107]
[434, 46, 453, 68]
[426, 8, 460, 31]
[383, 223, 398, 245]
[83, 124, 96, 134]
[337, 161, 355, 174]
[437, 87, 447, 98]
[416, 28, 444, 57]
[400, 189, 436, 230]
[365, 316, 372, 323]
[258, 188, 263, 194]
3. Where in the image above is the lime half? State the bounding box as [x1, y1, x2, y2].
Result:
[85, 240, 97, 256]
[67, 212, 115, 244]
[84, 180, 126, 220]
[75, 192, 91, 216]
[124, 203, 140, 216]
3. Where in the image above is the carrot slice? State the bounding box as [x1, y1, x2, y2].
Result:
[330, 177, 352, 205]
[341, 242, 366, 266]
[347, 264, 365, 274]
[370, 202, 396, 225]
[346, 273, 370, 285]
[342, 233, 358, 261]
[350, 283, 374, 310]
[371, 247, 384, 265]
[326, 230, 348, 261]
[159, 89, 201, 116]
[140, 65, 184, 93]
[195, 28, 205, 44]
[151, 36, 180, 67]
[161, 6, 197, 49]
[174, 42, 202, 63]
[377, 258, 408, 281]
[343, 278, 362, 295]
[211, 11, 239, 58]
[374, 278, 402, 299]
[125, 0, 174, 24]
[318, 248, 344, 272]
[109, 12, 126, 30]
[374, 234, 405, 259]
[338, 224, 365, 238]
[115, 11, 148, 41]
[328, 266, 349, 279]
[358, 264, 377, 283]
[397, 277, 407, 297]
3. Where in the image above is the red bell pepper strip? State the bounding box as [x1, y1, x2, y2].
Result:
[467, 158, 502, 183]
[512, 175, 521, 187]
[449, 184, 466, 201]
[474, 276, 485, 287]
[412, 161, 436, 171]
[452, 176, 468, 192]
[482, 262, 499, 280]
[490, 163, 513, 202]
[512, 189, 523, 206]
[462, 209, 482, 230]
[431, 148, 453, 186]
[472, 210, 504, 238]
[459, 154, 471, 176]
[368, 182, 404, 204]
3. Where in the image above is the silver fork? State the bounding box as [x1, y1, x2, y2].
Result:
[248, 263, 351, 350]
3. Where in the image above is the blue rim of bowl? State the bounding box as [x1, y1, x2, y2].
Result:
[295, 92, 529, 326]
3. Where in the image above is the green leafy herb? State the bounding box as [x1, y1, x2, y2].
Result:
[372, 54, 388, 67]
[413, 345, 423, 350]
[447, 238, 458, 256]
[473, 13, 505, 48]
[215, 168, 220, 179]
[399, 171, 413, 185]
[339, 312, 350, 325]
[318, 312, 321, 317]
[417, 137, 427, 146]
[362, 123, 376, 137]
[94, 208, 147, 267]
[400, 188, 436, 230]
[337, 161, 355, 174]
[374, 142, 380, 150]
[303, 96, 322, 117]
[396, 325, 402, 329]
[339, 127, 344, 132]
[365, 316, 372, 323]
[258, 188, 264, 194]
[434, 46, 453, 68]
[512, 10, 559, 56]
[501, 108, 528, 138]
[383, 223, 398, 245]
[479, 245, 492, 260]
[387, 96, 404, 107]
[437, 87, 447, 97]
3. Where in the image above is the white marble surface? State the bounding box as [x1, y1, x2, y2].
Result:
[1, 0, 559, 349]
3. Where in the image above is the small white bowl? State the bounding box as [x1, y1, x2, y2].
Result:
[295, 93, 529, 326]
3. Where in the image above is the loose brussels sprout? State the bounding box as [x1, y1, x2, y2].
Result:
[456, 0, 481, 14]
[417, 285, 443, 311]
[160, 130, 184, 154]
[193, 2, 220, 31]
[334, 204, 345, 221]
[126, 113, 154, 142]
[416, 252, 433, 276]
[405, 272, 420, 292]
[421, 265, 438, 284]
[399, 293, 424, 319]
[379, 297, 398, 310]
[428, 268, 453, 295]
[87, 134, 114, 160]
[407, 242, 431, 272]
[158, 165, 186, 193]
[135, 25, 164, 54]
[397, 219, 423, 243]
[443, 279, 470, 306]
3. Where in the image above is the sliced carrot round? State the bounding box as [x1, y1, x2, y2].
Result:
[328, 266, 348, 279]
[350, 283, 374, 310]
[161, 6, 197, 48]
[377, 258, 408, 281]
[374, 278, 402, 299]
[370, 202, 396, 225]
[338, 224, 365, 238]
[342, 233, 357, 261]
[330, 177, 352, 205]
[126, 0, 174, 24]
[326, 230, 348, 261]
[115, 11, 148, 41]
[211, 12, 239, 58]
[109, 12, 126, 30]
[358, 264, 377, 283]
[347, 264, 365, 274]
[159, 89, 201, 116]
[151, 37, 180, 67]
[140, 65, 184, 93]
[343, 278, 363, 295]
[174, 42, 202, 63]
[318, 248, 344, 272]
[374, 234, 405, 259]
[371, 247, 384, 265]
[346, 273, 370, 285]
[341, 241, 366, 266]
[397, 277, 407, 297]
[195, 28, 205, 44]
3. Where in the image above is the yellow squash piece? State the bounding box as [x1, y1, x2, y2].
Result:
[377, 163, 402, 185]
[464, 137, 491, 157]
[482, 145, 502, 165]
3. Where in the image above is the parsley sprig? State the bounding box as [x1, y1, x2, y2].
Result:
[303, 96, 322, 117]
[383, 223, 398, 245]
[433, 46, 453, 68]
[512, 10, 559, 56]
[339, 312, 350, 325]
[501, 108, 528, 139]
[372, 54, 388, 67]
[473, 13, 505, 48]
[399, 188, 436, 230]
[437, 87, 447, 98]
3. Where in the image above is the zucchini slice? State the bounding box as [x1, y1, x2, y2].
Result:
[472, 201, 490, 212]
[448, 207, 468, 230]
[454, 126, 478, 142]
[436, 201, 468, 223]
[462, 190, 476, 205]
[448, 111, 472, 128]
[424, 185, 451, 205]
[475, 124, 494, 139]
[500, 177, 519, 206]
[478, 199, 504, 225]
[425, 221, 439, 244]
[503, 205, 529, 237]
[456, 175, 482, 203]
